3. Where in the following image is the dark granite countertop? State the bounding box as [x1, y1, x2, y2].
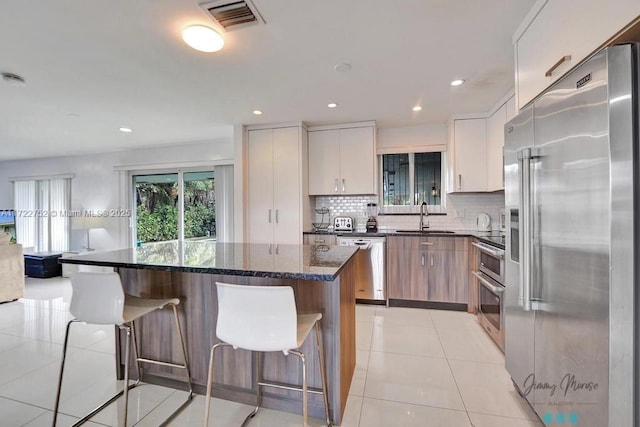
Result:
[304, 229, 505, 249]
[59, 241, 359, 281]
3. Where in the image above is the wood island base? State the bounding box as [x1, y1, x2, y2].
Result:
[114, 264, 356, 425]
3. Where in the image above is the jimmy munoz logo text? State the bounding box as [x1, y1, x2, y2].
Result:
[523, 373, 599, 398]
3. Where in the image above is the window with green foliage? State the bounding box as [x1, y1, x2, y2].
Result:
[134, 171, 216, 245]
[382, 152, 442, 206]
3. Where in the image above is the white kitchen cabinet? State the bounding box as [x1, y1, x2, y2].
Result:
[308, 129, 340, 194]
[448, 119, 487, 193]
[308, 123, 376, 195]
[247, 125, 307, 245]
[515, 0, 640, 110]
[486, 103, 507, 192]
[448, 95, 514, 193]
[486, 95, 516, 192]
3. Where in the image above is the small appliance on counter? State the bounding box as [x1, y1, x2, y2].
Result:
[366, 203, 378, 232]
[333, 216, 353, 232]
[312, 207, 330, 231]
[476, 212, 491, 231]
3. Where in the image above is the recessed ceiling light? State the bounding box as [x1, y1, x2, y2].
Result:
[334, 63, 352, 72]
[328, 103, 338, 108]
[412, 106, 422, 112]
[450, 79, 465, 86]
[182, 25, 224, 53]
[119, 127, 133, 133]
[253, 110, 263, 115]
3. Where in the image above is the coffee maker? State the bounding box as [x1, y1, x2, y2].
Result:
[366, 203, 378, 232]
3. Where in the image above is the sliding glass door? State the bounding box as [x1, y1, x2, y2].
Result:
[183, 171, 216, 240]
[133, 170, 218, 247]
[134, 173, 180, 245]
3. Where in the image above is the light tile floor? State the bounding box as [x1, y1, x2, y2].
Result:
[0, 277, 543, 426]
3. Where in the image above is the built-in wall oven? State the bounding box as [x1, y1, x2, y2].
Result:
[471, 240, 505, 351]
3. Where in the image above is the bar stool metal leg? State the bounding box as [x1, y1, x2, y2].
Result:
[241, 351, 263, 427]
[315, 322, 332, 426]
[171, 304, 193, 396]
[122, 325, 132, 427]
[289, 350, 308, 427]
[52, 319, 78, 427]
[131, 305, 194, 426]
[130, 320, 143, 385]
[204, 342, 231, 426]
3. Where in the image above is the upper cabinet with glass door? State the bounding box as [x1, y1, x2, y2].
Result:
[308, 122, 377, 195]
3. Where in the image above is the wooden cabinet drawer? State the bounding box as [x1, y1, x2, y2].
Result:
[387, 236, 469, 305]
[390, 235, 468, 251]
[303, 234, 337, 245]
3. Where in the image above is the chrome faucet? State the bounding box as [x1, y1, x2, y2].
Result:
[419, 202, 429, 230]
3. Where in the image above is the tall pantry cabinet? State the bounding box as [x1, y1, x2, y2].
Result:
[246, 124, 311, 245]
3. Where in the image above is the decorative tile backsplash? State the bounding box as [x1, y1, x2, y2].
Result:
[314, 193, 505, 232]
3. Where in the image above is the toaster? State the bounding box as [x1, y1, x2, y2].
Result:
[333, 216, 354, 232]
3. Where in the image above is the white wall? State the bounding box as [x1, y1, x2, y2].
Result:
[314, 193, 505, 232]
[0, 139, 233, 251]
[377, 123, 447, 153]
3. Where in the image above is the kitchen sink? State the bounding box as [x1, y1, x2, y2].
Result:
[394, 229, 456, 234]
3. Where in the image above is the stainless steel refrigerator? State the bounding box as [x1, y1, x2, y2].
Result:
[504, 43, 638, 427]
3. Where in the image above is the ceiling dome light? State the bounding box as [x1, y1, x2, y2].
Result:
[334, 63, 351, 72]
[253, 110, 263, 115]
[412, 106, 422, 112]
[450, 79, 465, 86]
[327, 103, 338, 108]
[119, 127, 133, 133]
[182, 25, 224, 53]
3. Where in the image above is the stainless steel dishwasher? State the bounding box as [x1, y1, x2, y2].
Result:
[337, 236, 386, 304]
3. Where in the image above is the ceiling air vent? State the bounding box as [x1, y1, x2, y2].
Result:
[199, 0, 265, 31]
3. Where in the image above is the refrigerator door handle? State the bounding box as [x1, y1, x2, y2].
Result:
[518, 148, 534, 311]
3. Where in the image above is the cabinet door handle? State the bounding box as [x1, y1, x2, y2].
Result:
[334, 179, 339, 192]
[421, 254, 425, 266]
[275, 209, 279, 223]
[342, 178, 345, 192]
[420, 242, 434, 246]
[268, 209, 272, 223]
[315, 238, 325, 243]
[458, 174, 462, 190]
[430, 254, 434, 266]
[545, 55, 571, 77]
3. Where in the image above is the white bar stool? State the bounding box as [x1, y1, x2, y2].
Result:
[52, 272, 193, 426]
[203, 282, 332, 427]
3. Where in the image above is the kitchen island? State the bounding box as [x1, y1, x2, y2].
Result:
[59, 241, 358, 424]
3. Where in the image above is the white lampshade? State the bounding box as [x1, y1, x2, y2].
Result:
[72, 215, 105, 231]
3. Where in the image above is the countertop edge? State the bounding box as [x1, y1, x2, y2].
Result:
[58, 249, 357, 282]
[304, 230, 505, 249]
